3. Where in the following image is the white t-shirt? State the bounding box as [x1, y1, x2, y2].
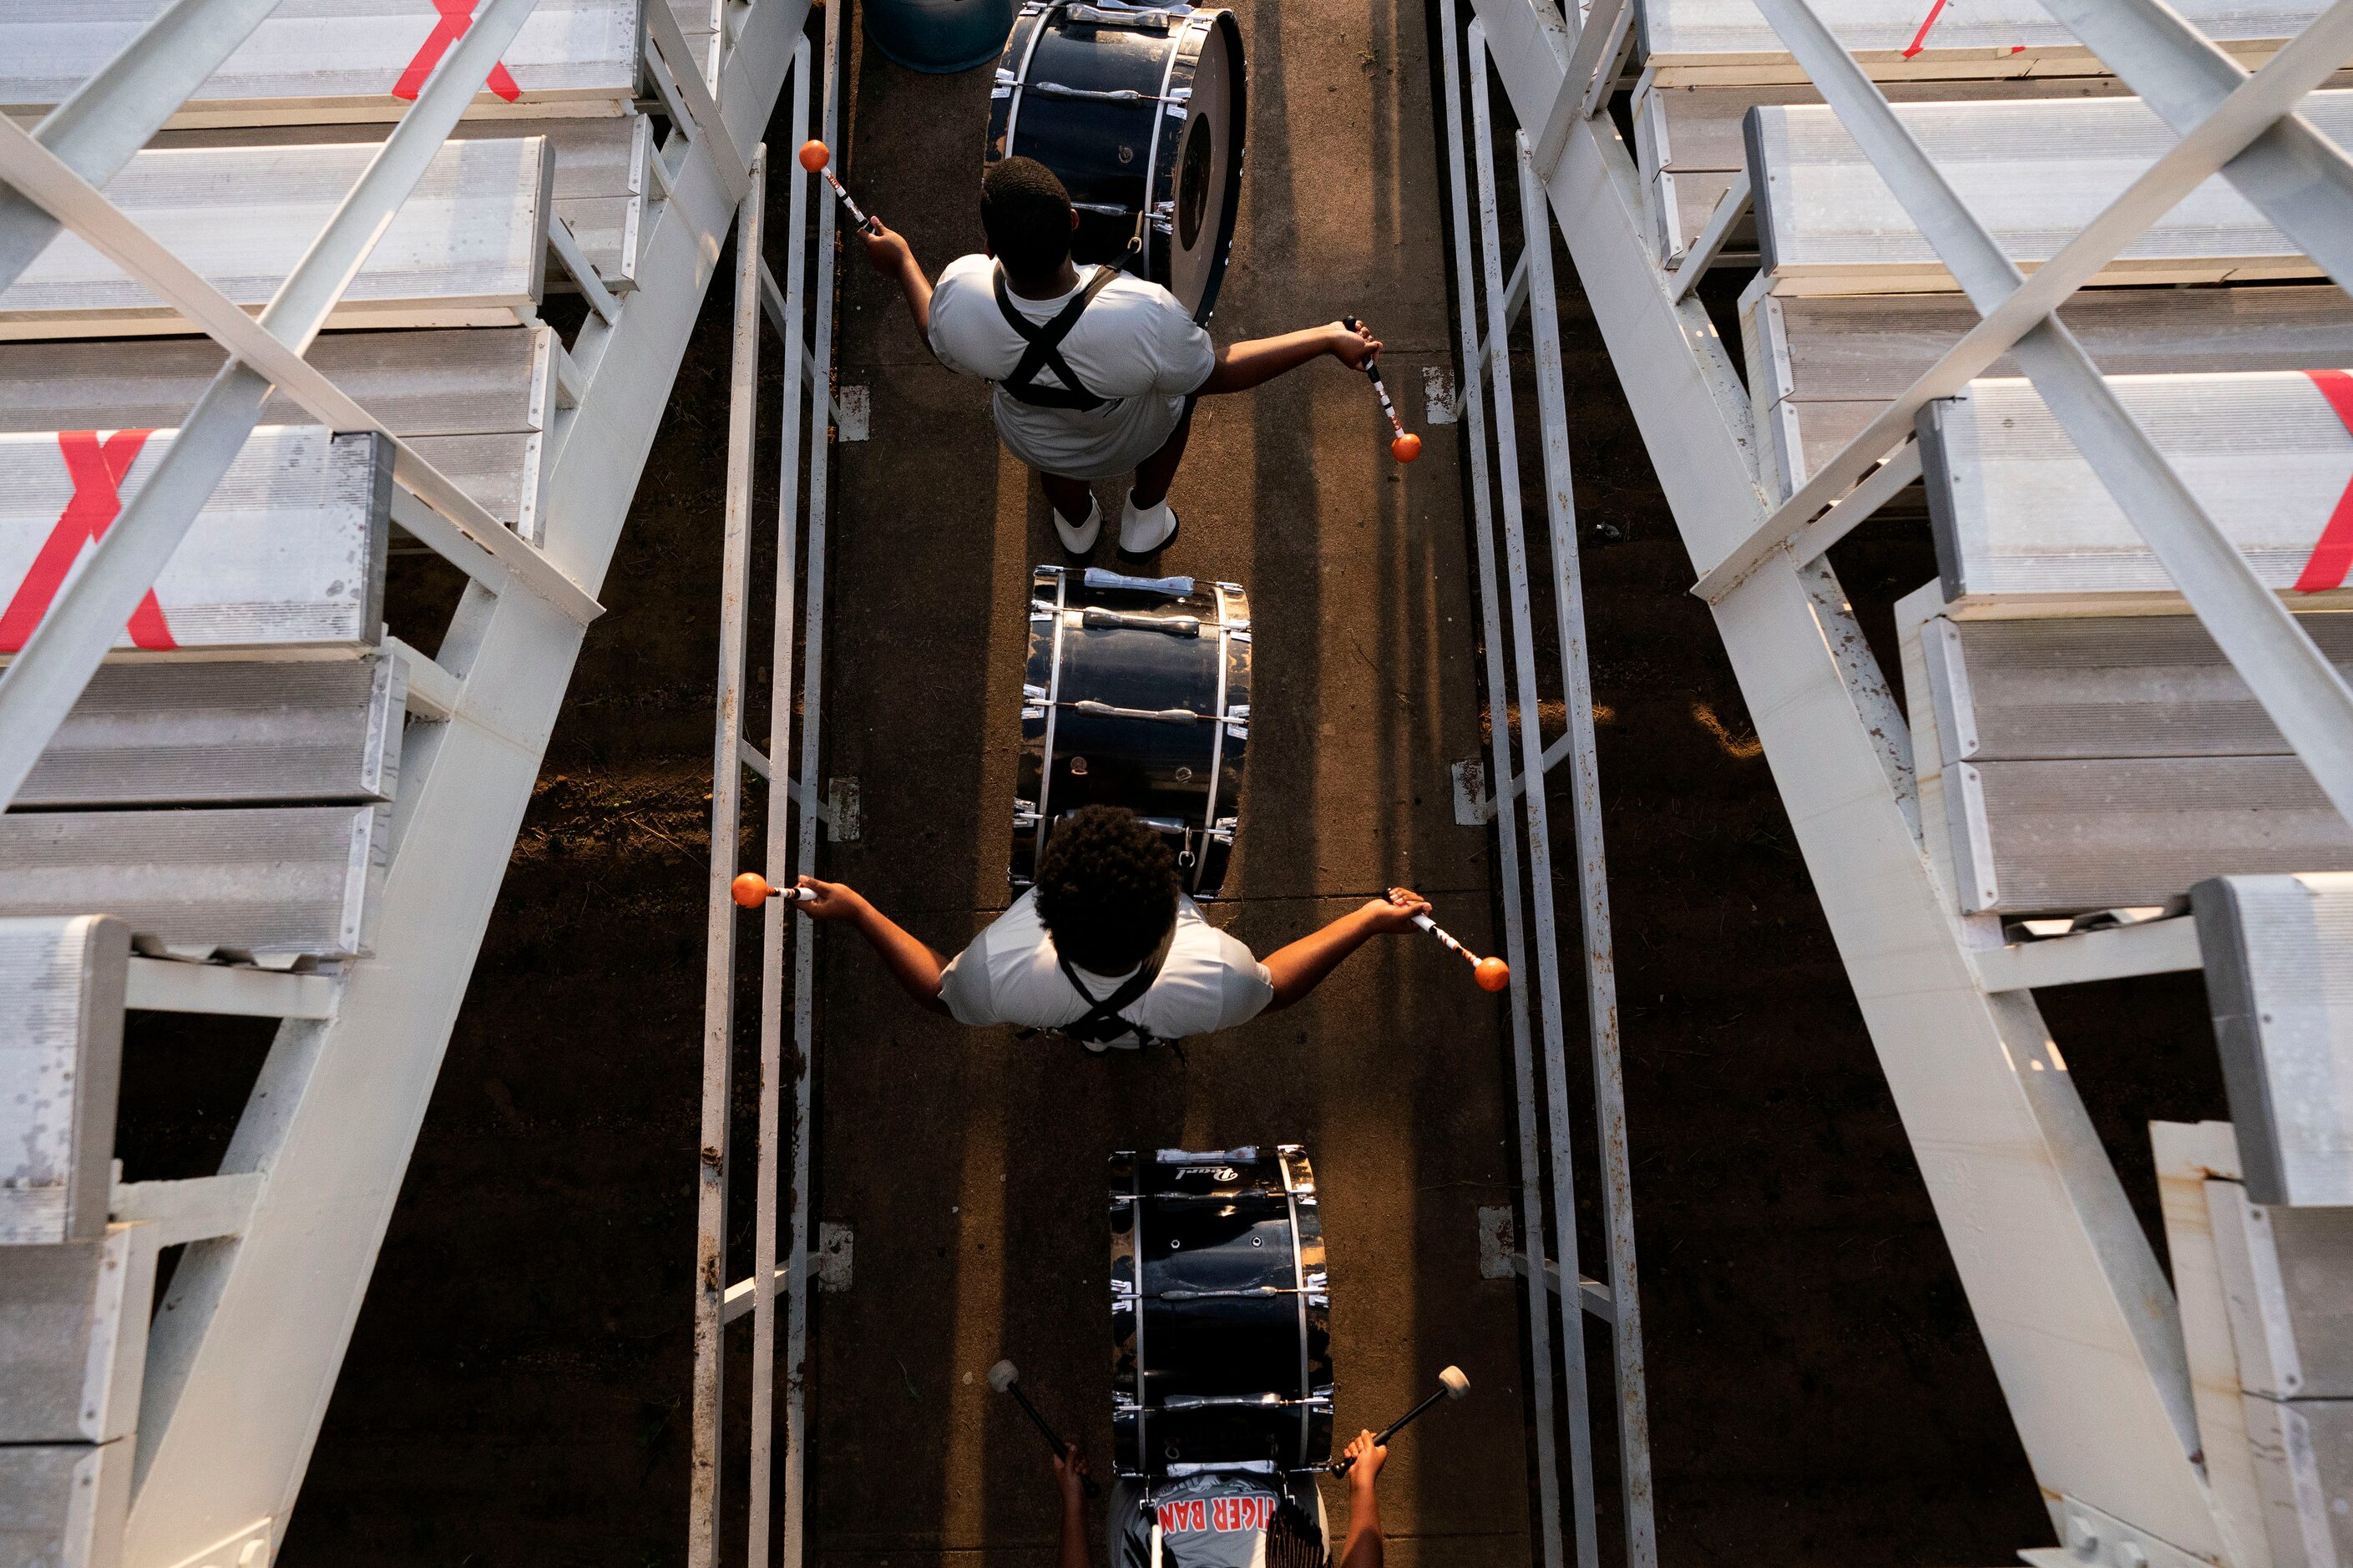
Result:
[927, 255, 1216, 481]
[937, 889, 1273, 1043]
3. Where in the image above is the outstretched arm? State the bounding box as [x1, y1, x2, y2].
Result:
[793, 876, 953, 1014]
[1338, 1431, 1388, 1568]
[858, 221, 938, 349]
[1053, 1449, 1095, 1568]
[1196, 320, 1381, 395]
[1260, 887, 1431, 1011]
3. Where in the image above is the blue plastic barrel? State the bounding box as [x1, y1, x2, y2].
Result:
[864, 0, 1015, 73]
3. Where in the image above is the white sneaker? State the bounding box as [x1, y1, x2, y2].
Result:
[1118, 493, 1178, 556]
[1054, 496, 1102, 554]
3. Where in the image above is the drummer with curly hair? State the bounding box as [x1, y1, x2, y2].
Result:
[793, 805, 1429, 1048]
[858, 156, 1384, 559]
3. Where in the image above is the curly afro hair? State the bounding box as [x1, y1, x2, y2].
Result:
[1034, 805, 1178, 974]
[981, 156, 1075, 278]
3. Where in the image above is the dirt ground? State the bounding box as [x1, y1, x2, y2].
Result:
[106, 4, 2234, 1565]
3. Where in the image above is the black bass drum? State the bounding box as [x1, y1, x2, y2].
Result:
[1110, 1146, 1333, 1476]
[987, 3, 1246, 323]
[1014, 565, 1250, 899]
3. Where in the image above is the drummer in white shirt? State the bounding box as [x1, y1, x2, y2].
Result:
[792, 805, 1430, 1048]
[858, 156, 1384, 558]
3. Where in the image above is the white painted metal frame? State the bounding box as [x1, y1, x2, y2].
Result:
[0, 0, 813, 1560]
[1449, 13, 1658, 1568]
[687, 13, 834, 1565]
[1465, 0, 2353, 1556]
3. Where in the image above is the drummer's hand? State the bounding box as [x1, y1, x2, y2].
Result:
[1328, 318, 1381, 371]
[794, 875, 868, 922]
[1360, 887, 1431, 933]
[1343, 1429, 1388, 1492]
[860, 220, 913, 276]
[1052, 1446, 1090, 1509]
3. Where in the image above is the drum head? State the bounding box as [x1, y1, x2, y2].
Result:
[1168, 17, 1239, 317]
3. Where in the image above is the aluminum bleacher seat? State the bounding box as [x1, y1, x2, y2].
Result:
[0, 916, 128, 1248]
[0, 805, 392, 962]
[0, 137, 551, 340]
[1633, 74, 2133, 264]
[1905, 611, 2353, 917]
[1920, 371, 2353, 614]
[1635, 0, 2320, 84]
[1894, 367, 2353, 918]
[2195, 873, 2353, 1207]
[160, 112, 650, 295]
[1742, 286, 2353, 499]
[0, 327, 556, 543]
[1745, 92, 2353, 295]
[18, 658, 405, 810]
[0, 0, 645, 124]
[0, 426, 389, 655]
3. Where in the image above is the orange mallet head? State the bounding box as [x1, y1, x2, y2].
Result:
[1474, 956, 1511, 992]
[1390, 432, 1423, 463]
[731, 872, 773, 908]
[797, 139, 830, 173]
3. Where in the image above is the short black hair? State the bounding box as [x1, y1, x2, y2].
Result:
[982, 156, 1075, 277]
[1034, 806, 1178, 974]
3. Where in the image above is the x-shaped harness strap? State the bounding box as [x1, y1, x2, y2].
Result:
[995, 262, 1126, 412]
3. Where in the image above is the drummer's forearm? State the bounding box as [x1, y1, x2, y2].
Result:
[850, 899, 953, 1014]
[1259, 905, 1384, 1010]
[894, 256, 934, 340]
[1059, 1492, 1092, 1568]
[1339, 1488, 1384, 1568]
[1195, 326, 1341, 394]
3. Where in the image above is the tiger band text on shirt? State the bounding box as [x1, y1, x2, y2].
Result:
[1157, 1494, 1277, 1535]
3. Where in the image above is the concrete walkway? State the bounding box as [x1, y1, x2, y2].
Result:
[807, 3, 1532, 1562]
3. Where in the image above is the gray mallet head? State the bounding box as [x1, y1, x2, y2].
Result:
[1440, 1366, 1470, 1399]
[989, 1359, 1020, 1394]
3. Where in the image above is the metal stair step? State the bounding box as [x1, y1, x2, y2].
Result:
[0, 916, 127, 1248]
[17, 655, 405, 810]
[0, 804, 391, 960]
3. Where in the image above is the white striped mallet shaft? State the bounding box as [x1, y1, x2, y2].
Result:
[1330, 1366, 1472, 1475]
[1412, 912, 1510, 992]
[797, 139, 879, 234]
[989, 1360, 1101, 1497]
[1341, 314, 1422, 462]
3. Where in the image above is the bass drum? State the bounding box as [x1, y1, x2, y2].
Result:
[987, 4, 1246, 323]
[1013, 565, 1251, 899]
[1111, 1146, 1333, 1476]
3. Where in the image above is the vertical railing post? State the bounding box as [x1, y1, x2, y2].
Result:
[691, 138, 769, 1568]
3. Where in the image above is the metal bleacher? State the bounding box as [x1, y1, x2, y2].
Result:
[0, 1, 807, 1564]
[1459, 0, 2353, 1560]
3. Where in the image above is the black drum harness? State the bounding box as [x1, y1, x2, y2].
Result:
[993, 260, 1129, 412]
[1043, 918, 1178, 1055]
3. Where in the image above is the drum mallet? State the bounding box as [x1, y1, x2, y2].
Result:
[797, 140, 881, 235]
[1339, 315, 1421, 463]
[1406, 905, 1510, 992]
[989, 1360, 1101, 1496]
[1329, 1366, 1472, 1476]
[731, 872, 817, 909]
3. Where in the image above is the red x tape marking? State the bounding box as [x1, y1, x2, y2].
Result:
[2293, 370, 2353, 593]
[393, 0, 523, 103]
[0, 431, 175, 654]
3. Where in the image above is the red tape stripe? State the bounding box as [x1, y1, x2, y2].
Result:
[1900, 0, 1948, 58]
[2295, 369, 2353, 593]
[0, 431, 175, 653]
[393, 0, 522, 103]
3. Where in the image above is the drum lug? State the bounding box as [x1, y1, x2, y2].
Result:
[1014, 798, 1040, 831]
